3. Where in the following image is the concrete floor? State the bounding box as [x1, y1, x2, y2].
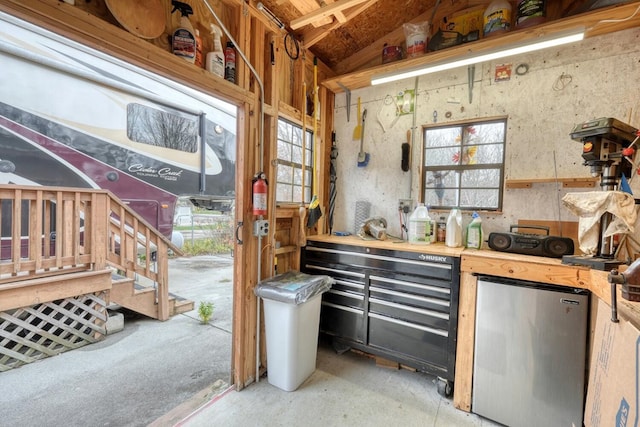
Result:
[0, 254, 499, 427]
[175, 338, 499, 427]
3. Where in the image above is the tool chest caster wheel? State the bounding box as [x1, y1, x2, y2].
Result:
[436, 377, 453, 397]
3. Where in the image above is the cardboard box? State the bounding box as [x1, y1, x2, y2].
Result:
[584, 299, 640, 426]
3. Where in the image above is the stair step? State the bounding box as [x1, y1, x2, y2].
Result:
[110, 271, 194, 319]
[173, 298, 195, 315]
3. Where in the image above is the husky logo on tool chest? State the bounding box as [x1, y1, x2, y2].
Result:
[419, 254, 449, 263]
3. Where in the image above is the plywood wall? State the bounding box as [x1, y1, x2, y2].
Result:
[329, 27, 640, 243]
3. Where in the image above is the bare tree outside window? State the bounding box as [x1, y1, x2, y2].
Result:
[127, 103, 198, 152]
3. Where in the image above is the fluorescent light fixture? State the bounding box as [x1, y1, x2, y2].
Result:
[371, 28, 585, 85]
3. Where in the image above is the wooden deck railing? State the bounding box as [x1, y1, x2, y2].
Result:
[0, 185, 180, 320]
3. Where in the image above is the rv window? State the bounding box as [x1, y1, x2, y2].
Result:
[127, 103, 198, 152]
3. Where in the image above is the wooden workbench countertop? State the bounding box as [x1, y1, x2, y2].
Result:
[305, 234, 466, 257]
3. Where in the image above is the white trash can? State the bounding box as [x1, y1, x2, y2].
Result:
[255, 271, 333, 392]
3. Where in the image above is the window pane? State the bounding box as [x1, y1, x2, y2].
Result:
[425, 126, 461, 148]
[423, 118, 506, 211]
[277, 164, 293, 184]
[276, 184, 292, 202]
[278, 140, 292, 161]
[292, 143, 302, 165]
[461, 168, 501, 188]
[293, 127, 302, 147]
[460, 189, 500, 209]
[424, 170, 460, 207]
[293, 166, 302, 186]
[465, 122, 505, 145]
[424, 187, 459, 208]
[466, 143, 504, 164]
[276, 118, 314, 203]
[292, 185, 302, 202]
[127, 103, 198, 152]
[425, 146, 460, 167]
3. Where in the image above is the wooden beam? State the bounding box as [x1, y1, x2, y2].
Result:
[322, 0, 346, 23]
[301, 0, 378, 48]
[290, 0, 371, 30]
[287, 0, 333, 27]
[322, 1, 640, 93]
[453, 271, 477, 412]
[0, 270, 111, 312]
[505, 177, 598, 188]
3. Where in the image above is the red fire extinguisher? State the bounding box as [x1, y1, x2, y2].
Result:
[252, 172, 268, 216]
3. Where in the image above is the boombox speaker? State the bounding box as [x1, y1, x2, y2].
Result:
[488, 225, 574, 258]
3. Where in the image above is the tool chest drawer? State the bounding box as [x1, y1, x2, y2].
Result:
[301, 240, 460, 393]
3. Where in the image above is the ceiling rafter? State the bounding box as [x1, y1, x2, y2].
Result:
[286, 0, 333, 28]
[300, 0, 378, 47]
[321, 1, 347, 23]
[290, 0, 371, 30]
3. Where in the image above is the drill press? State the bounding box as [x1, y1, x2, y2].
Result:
[562, 117, 639, 270]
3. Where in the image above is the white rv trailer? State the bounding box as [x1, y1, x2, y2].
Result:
[0, 11, 237, 242]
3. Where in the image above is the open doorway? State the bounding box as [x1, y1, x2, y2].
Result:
[0, 11, 237, 425]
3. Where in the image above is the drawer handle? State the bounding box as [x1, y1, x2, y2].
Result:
[322, 301, 363, 315]
[369, 297, 449, 319]
[368, 312, 448, 337]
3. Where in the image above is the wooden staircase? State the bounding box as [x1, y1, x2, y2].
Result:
[0, 185, 193, 370]
[110, 274, 194, 318]
[0, 185, 193, 326]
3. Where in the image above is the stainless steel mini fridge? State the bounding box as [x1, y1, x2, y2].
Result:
[472, 276, 589, 427]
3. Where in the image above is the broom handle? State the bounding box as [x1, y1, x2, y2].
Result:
[301, 81, 306, 202]
[359, 109, 367, 152]
[313, 56, 318, 198]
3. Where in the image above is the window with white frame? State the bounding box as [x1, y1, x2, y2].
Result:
[422, 118, 506, 211]
[276, 118, 313, 204]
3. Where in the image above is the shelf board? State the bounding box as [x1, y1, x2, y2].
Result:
[275, 245, 298, 255]
[322, 2, 640, 93]
[506, 177, 598, 189]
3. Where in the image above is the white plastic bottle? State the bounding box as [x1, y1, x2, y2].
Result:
[171, 1, 196, 63]
[446, 209, 463, 247]
[466, 211, 483, 249]
[483, 0, 512, 37]
[206, 24, 225, 78]
[408, 203, 432, 245]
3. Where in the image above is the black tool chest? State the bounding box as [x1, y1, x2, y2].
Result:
[301, 239, 460, 395]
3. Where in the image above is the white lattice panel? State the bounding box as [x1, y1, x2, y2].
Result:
[0, 292, 108, 371]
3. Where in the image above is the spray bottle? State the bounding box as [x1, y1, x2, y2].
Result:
[465, 211, 483, 249]
[206, 24, 225, 78]
[171, 1, 196, 63]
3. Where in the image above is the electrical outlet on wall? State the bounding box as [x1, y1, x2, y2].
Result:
[398, 199, 413, 214]
[253, 219, 269, 237]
